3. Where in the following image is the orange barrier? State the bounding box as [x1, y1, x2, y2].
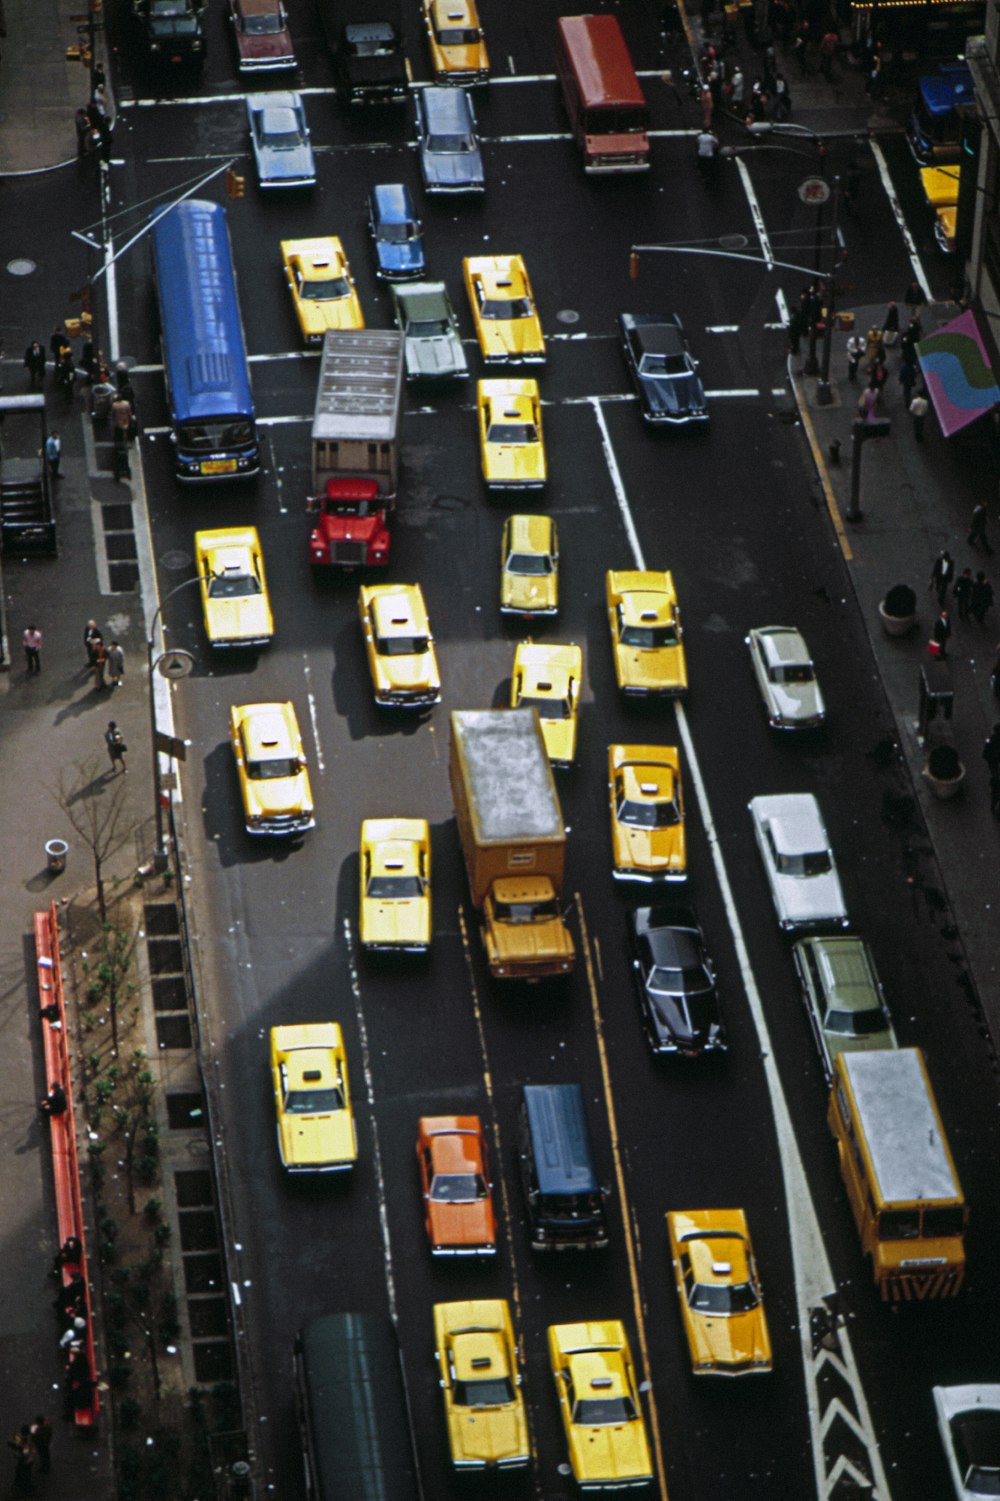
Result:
[35, 904, 100, 1428]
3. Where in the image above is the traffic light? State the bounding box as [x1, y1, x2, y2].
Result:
[225, 169, 245, 200]
[629, 251, 639, 280]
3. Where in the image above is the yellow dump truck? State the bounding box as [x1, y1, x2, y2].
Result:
[450, 709, 575, 980]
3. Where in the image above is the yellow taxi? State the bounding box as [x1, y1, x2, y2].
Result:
[422, 0, 489, 85]
[478, 379, 546, 490]
[666, 1209, 773, 1376]
[547, 1321, 653, 1490]
[608, 744, 686, 883]
[500, 514, 558, 616]
[433, 1299, 529, 1470]
[510, 641, 581, 768]
[195, 526, 274, 649]
[358, 582, 441, 708]
[269, 1022, 357, 1172]
[280, 237, 364, 345]
[229, 701, 315, 836]
[359, 818, 432, 953]
[463, 255, 545, 364]
[606, 569, 687, 697]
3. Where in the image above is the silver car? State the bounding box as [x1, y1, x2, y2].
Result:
[748, 793, 848, 932]
[746, 626, 825, 729]
[414, 85, 484, 194]
[792, 936, 896, 1079]
[391, 282, 469, 382]
[934, 1385, 1000, 1501]
[246, 91, 315, 189]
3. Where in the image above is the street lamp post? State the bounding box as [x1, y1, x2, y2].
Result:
[145, 578, 200, 871]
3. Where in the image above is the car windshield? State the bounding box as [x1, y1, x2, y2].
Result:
[261, 123, 303, 149]
[923, 1206, 965, 1238]
[243, 11, 282, 32]
[353, 36, 392, 54]
[437, 24, 478, 44]
[208, 571, 261, 598]
[408, 318, 450, 338]
[493, 896, 559, 923]
[178, 420, 255, 453]
[777, 850, 831, 876]
[507, 552, 551, 575]
[688, 1281, 759, 1314]
[825, 1007, 886, 1036]
[619, 621, 677, 648]
[284, 1085, 344, 1113]
[327, 497, 377, 517]
[878, 1209, 921, 1240]
[380, 221, 417, 243]
[617, 795, 679, 828]
[430, 1172, 486, 1202]
[427, 133, 474, 153]
[481, 297, 533, 320]
[454, 1375, 515, 1407]
[488, 421, 537, 444]
[519, 694, 571, 719]
[639, 352, 687, 376]
[771, 664, 815, 684]
[573, 1394, 636, 1426]
[376, 635, 428, 656]
[300, 275, 351, 301]
[247, 756, 299, 780]
[648, 963, 707, 992]
[366, 873, 425, 899]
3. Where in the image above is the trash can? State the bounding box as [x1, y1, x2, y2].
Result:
[45, 839, 68, 874]
[91, 380, 115, 422]
[838, 311, 856, 332]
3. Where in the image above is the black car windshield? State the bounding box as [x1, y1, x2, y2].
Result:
[366, 873, 425, 899]
[488, 422, 537, 444]
[825, 1007, 885, 1036]
[507, 552, 551, 574]
[619, 622, 677, 648]
[409, 319, 449, 338]
[454, 1375, 514, 1408]
[377, 635, 427, 656]
[179, 420, 254, 452]
[284, 1086, 343, 1113]
[648, 964, 707, 994]
[639, 352, 687, 376]
[688, 1281, 759, 1314]
[430, 1172, 486, 1202]
[300, 275, 351, 301]
[481, 297, 532, 320]
[208, 571, 261, 598]
[493, 897, 559, 923]
[427, 134, 473, 153]
[771, 664, 815, 684]
[261, 121, 302, 149]
[437, 24, 478, 44]
[878, 1209, 921, 1240]
[617, 796, 679, 828]
[150, 0, 191, 13]
[777, 850, 831, 876]
[380, 221, 417, 243]
[247, 756, 298, 780]
[243, 11, 282, 32]
[573, 1395, 636, 1426]
[519, 695, 570, 719]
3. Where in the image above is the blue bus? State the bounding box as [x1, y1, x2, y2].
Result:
[150, 199, 260, 482]
[906, 62, 975, 166]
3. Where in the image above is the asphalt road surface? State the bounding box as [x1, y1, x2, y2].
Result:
[89, 3, 1000, 1498]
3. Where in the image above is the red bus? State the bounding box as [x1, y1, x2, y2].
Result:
[554, 14, 649, 174]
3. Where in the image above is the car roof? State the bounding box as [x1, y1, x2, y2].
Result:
[428, 1129, 483, 1173]
[632, 322, 685, 357]
[479, 263, 528, 297]
[642, 923, 701, 969]
[372, 182, 415, 220]
[514, 641, 581, 675]
[206, 545, 253, 574]
[755, 626, 811, 668]
[802, 937, 878, 1007]
[522, 1083, 599, 1197]
[396, 282, 449, 319]
[683, 1228, 751, 1284]
[282, 1045, 339, 1091]
[370, 586, 429, 638]
[617, 759, 675, 802]
[239, 0, 280, 15]
[505, 513, 553, 552]
[260, 104, 299, 132]
[421, 85, 474, 129]
[618, 591, 673, 627]
[752, 794, 826, 853]
[242, 705, 296, 757]
[431, 0, 477, 22]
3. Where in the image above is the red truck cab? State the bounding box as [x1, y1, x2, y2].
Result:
[309, 478, 390, 571]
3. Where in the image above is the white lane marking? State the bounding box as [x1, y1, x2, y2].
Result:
[592, 404, 892, 1501]
[100, 169, 120, 363]
[304, 677, 323, 771]
[121, 69, 676, 106]
[870, 137, 931, 299]
[736, 156, 775, 271]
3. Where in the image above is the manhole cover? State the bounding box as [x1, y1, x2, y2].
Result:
[556, 309, 580, 324]
[160, 549, 193, 571]
[432, 494, 469, 511]
[718, 235, 749, 250]
[6, 258, 37, 277]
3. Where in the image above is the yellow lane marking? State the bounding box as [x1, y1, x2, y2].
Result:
[576, 893, 669, 1501]
[789, 360, 853, 562]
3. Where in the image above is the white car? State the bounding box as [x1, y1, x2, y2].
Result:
[934, 1385, 1000, 1501]
[748, 793, 848, 932]
[746, 626, 826, 730]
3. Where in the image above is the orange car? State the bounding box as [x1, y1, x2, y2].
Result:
[417, 1116, 497, 1257]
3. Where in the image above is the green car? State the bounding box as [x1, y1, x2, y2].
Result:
[792, 936, 897, 1081]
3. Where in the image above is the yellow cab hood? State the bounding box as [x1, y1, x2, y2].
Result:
[487, 443, 545, 486]
[362, 896, 430, 947]
[618, 643, 687, 691]
[569, 1422, 652, 1487]
[279, 1110, 355, 1170]
[539, 715, 577, 765]
[615, 823, 685, 875]
[207, 595, 272, 644]
[504, 573, 556, 613]
[246, 773, 312, 821]
[448, 1402, 528, 1466]
[481, 320, 544, 362]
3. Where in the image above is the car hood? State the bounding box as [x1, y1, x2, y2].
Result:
[245, 773, 312, 820]
[428, 1197, 494, 1249]
[375, 654, 440, 695]
[206, 596, 272, 643]
[503, 573, 555, 611]
[361, 896, 430, 947]
[298, 298, 359, 336]
[405, 334, 467, 379]
[279, 1110, 355, 1168]
[775, 870, 846, 925]
[487, 914, 574, 965]
[448, 1400, 527, 1466]
[647, 989, 720, 1051]
[687, 1309, 771, 1371]
[423, 150, 484, 189]
[480, 321, 544, 362]
[379, 241, 425, 276]
[768, 679, 824, 722]
[238, 33, 294, 63]
[539, 715, 577, 766]
[616, 643, 687, 692]
[259, 143, 313, 182]
[643, 371, 706, 418]
[486, 444, 545, 486]
[317, 513, 383, 546]
[615, 823, 685, 875]
[569, 1422, 652, 1486]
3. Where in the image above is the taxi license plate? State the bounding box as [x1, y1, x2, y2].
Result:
[201, 459, 237, 476]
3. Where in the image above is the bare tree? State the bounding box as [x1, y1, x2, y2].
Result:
[49, 758, 133, 921]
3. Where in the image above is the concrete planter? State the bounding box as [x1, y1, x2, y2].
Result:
[879, 587, 918, 638]
[923, 747, 965, 800]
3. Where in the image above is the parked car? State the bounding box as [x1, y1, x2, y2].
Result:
[417, 1116, 496, 1255]
[609, 744, 686, 884]
[792, 936, 897, 1080]
[547, 1321, 653, 1489]
[627, 904, 725, 1057]
[359, 818, 432, 953]
[358, 582, 441, 707]
[228, 0, 294, 72]
[606, 569, 687, 697]
[281, 238, 363, 344]
[246, 91, 315, 189]
[269, 1022, 356, 1171]
[368, 184, 426, 280]
[510, 641, 581, 769]
[934, 1384, 1000, 1501]
[500, 514, 557, 616]
[414, 85, 484, 193]
[391, 281, 468, 381]
[479, 380, 546, 489]
[132, 0, 206, 69]
[229, 701, 315, 835]
[746, 625, 826, 730]
[433, 1300, 529, 1469]
[666, 1209, 772, 1375]
[749, 793, 848, 932]
[422, 0, 489, 84]
[195, 526, 274, 649]
[619, 312, 707, 425]
[464, 254, 545, 363]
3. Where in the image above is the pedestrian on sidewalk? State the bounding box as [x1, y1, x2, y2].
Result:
[983, 724, 1000, 815]
[864, 325, 884, 374]
[23, 340, 46, 390]
[929, 550, 955, 605]
[968, 502, 993, 553]
[700, 84, 714, 130]
[899, 354, 917, 408]
[106, 640, 125, 690]
[772, 72, 791, 119]
[930, 608, 951, 658]
[787, 305, 806, 357]
[92, 638, 108, 690]
[54, 1272, 85, 1317]
[818, 29, 838, 80]
[792, 19, 810, 72]
[870, 354, 888, 394]
[49, 325, 70, 374]
[954, 567, 974, 621]
[882, 301, 900, 347]
[45, 430, 61, 478]
[846, 333, 863, 382]
[858, 385, 881, 424]
[23, 625, 42, 674]
[8, 1425, 34, 1495]
[105, 721, 127, 774]
[39, 1080, 67, 1117]
[904, 279, 927, 312]
[730, 66, 745, 111]
[971, 571, 995, 625]
[29, 1418, 52, 1476]
[909, 389, 929, 442]
[84, 619, 103, 669]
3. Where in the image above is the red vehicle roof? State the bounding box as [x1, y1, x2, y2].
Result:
[557, 14, 646, 111]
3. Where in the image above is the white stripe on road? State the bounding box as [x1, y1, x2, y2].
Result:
[589, 398, 646, 568]
[736, 156, 775, 271]
[870, 137, 931, 300]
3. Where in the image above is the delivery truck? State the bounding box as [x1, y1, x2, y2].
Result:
[450, 708, 575, 980]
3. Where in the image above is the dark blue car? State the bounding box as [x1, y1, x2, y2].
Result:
[367, 184, 426, 281]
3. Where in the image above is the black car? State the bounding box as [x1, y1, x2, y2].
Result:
[627, 905, 726, 1057]
[619, 312, 708, 426]
[132, 0, 206, 68]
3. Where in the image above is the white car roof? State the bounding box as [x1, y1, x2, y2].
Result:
[756, 627, 812, 669]
[751, 793, 828, 856]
